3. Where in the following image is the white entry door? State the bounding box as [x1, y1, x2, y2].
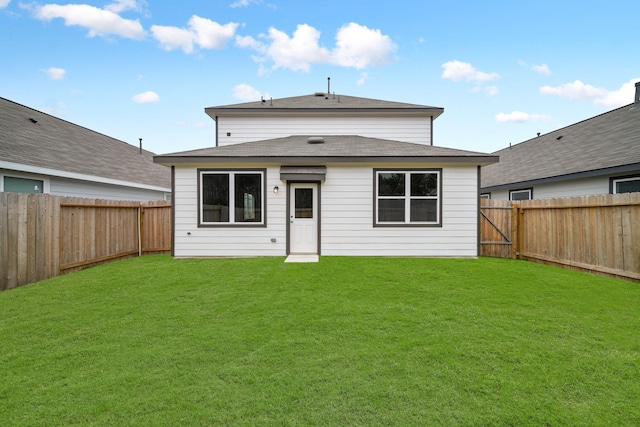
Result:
[289, 183, 318, 254]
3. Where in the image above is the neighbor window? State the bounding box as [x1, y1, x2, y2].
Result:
[374, 169, 441, 226]
[199, 169, 265, 226]
[480, 193, 491, 199]
[3, 176, 44, 194]
[611, 175, 640, 194]
[509, 188, 532, 201]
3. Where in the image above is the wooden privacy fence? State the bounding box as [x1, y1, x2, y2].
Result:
[481, 193, 640, 282]
[0, 193, 171, 291]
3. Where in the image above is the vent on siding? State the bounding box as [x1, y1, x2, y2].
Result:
[307, 136, 325, 144]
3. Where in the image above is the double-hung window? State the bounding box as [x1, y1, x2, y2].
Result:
[374, 169, 441, 226]
[199, 169, 265, 226]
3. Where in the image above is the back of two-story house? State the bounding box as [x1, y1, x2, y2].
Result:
[155, 93, 497, 259]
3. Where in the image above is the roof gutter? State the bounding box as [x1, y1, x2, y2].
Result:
[154, 155, 499, 166]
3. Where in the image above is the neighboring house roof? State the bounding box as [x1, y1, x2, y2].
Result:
[155, 135, 498, 165]
[205, 93, 444, 119]
[482, 103, 640, 190]
[0, 97, 170, 190]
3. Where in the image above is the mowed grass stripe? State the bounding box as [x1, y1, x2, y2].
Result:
[1, 256, 638, 426]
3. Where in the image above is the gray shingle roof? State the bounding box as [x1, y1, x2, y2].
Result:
[155, 135, 497, 165]
[481, 103, 640, 189]
[0, 97, 170, 189]
[205, 93, 444, 119]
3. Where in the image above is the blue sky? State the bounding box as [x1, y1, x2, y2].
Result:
[1, 0, 638, 155]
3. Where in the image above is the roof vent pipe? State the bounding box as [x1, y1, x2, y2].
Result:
[634, 82, 640, 105]
[327, 77, 331, 95]
[139, 138, 142, 154]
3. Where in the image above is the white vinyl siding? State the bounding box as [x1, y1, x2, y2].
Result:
[173, 163, 480, 258]
[174, 165, 287, 257]
[322, 165, 478, 256]
[0, 169, 166, 201]
[486, 172, 640, 200]
[217, 116, 432, 146]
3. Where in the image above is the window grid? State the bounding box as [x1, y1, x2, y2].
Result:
[375, 170, 440, 225]
[199, 170, 265, 226]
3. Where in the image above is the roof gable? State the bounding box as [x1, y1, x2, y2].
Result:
[481, 104, 640, 189]
[0, 97, 170, 189]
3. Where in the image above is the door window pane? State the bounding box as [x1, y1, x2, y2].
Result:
[295, 188, 313, 218]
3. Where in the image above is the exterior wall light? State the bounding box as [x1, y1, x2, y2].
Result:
[273, 186, 279, 194]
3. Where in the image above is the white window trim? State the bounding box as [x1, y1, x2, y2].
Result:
[509, 188, 532, 201]
[374, 169, 442, 227]
[198, 169, 266, 227]
[612, 175, 640, 194]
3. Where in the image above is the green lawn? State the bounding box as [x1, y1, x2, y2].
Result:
[1, 256, 639, 426]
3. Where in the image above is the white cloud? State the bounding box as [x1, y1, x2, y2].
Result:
[531, 64, 551, 76]
[193, 121, 210, 128]
[357, 72, 368, 86]
[105, 0, 144, 13]
[594, 78, 640, 108]
[237, 23, 396, 72]
[150, 25, 194, 53]
[495, 111, 551, 123]
[235, 35, 262, 50]
[441, 60, 499, 82]
[331, 23, 396, 69]
[540, 80, 607, 101]
[43, 67, 66, 80]
[0, 0, 11, 9]
[264, 24, 330, 72]
[541, 78, 640, 108]
[232, 83, 263, 101]
[151, 15, 238, 53]
[132, 91, 159, 103]
[189, 16, 238, 49]
[484, 85, 499, 96]
[230, 0, 259, 7]
[31, 3, 145, 39]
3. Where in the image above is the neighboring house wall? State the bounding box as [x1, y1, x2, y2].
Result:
[217, 116, 432, 147]
[173, 163, 479, 257]
[1, 168, 169, 201]
[483, 171, 640, 200]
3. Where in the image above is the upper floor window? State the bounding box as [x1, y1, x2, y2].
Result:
[199, 169, 265, 226]
[374, 169, 441, 226]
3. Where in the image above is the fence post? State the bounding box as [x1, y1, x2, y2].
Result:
[516, 203, 524, 259]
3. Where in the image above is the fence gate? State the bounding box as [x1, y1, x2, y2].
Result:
[480, 200, 517, 259]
